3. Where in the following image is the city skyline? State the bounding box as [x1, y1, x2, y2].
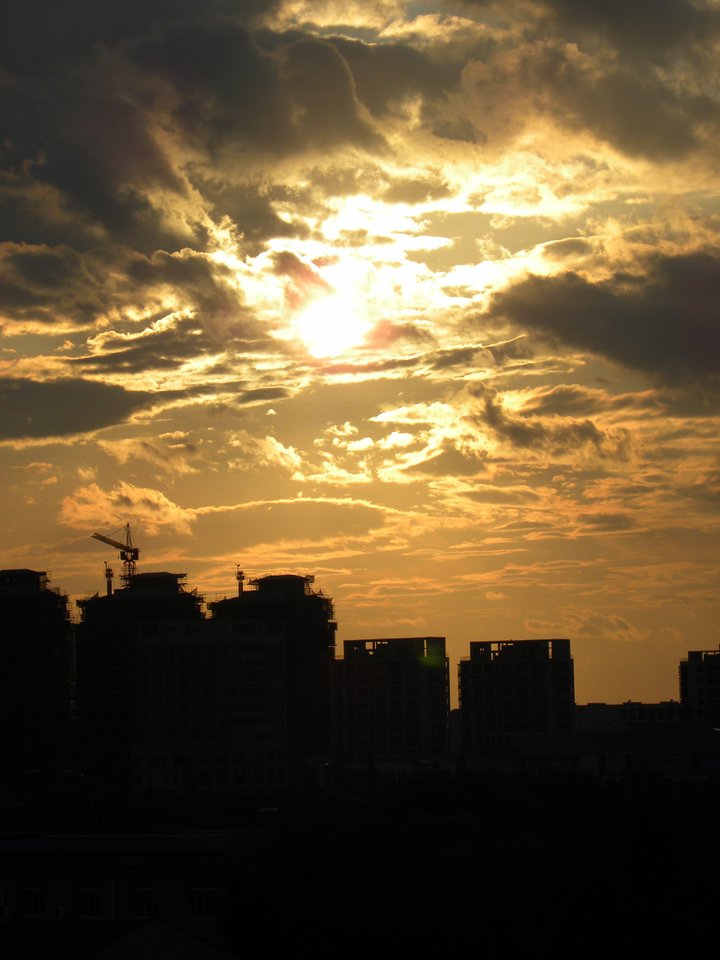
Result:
[2, 1, 719, 706]
[2, 558, 709, 714]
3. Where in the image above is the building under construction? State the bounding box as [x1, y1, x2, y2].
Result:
[74, 541, 337, 801]
[459, 639, 575, 755]
[208, 574, 337, 774]
[333, 637, 450, 765]
[75, 570, 204, 796]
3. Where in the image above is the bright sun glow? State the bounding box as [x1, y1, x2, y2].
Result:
[293, 291, 371, 358]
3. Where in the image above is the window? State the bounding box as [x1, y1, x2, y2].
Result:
[130, 877, 158, 918]
[189, 878, 216, 918]
[74, 877, 102, 918]
[17, 877, 45, 917]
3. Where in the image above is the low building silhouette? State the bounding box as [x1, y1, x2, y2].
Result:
[333, 637, 450, 766]
[576, 700, 682, 732]
[459, 639, 575, 762]
[680, 645, 720, 727]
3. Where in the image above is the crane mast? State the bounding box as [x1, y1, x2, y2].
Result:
[91, 523, 140, 582]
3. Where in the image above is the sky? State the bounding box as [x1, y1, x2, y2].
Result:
[2, 0, 719, 704]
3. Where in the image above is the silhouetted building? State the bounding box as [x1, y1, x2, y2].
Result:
[209, 575, 336, 775]
[460, 639, 575, 756]
[75, 570, 335, 804]
[75, 572, 204, 794]
[576, 700, 682, 732]
[333, 637, 450, 764]
[132, 612, 287, 800]
[680, 646, 720, 727]
[0, 569, 72, 775]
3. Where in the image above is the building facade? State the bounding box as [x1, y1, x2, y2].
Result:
[75, 571, 205, 796]
[208, 574, 337, 772]
[459, 639, 575, 756]
[333, 637, 450, 764]
[75, 570, 336, 802]
[680, 646, 720, 727]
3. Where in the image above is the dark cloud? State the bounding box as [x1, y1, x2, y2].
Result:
[131, 25, 383, 158]
[463, 485, 540, 503]
[493, 252, 720, 383]
[536, 0, 720, 55]
[654, 385, 720, 417]
[481, 338, 535, 366]
[558, 65, 712, 160]
[579, 512, 636, 531]
[431, 346, 482, 370]
[0, 244, 253, 336]
[404, 444, 488, 478]
[1, 73, 194, 252]
[126, 251, 253, 335]
[542, 239, 595, 260]
[3, 0, 717, 278]
[0, 378, 151, 439]
[0, 1, 281, 72]
[676, 469, 720, 504]
[237, 387, 290, 405]
[305, 163, 387, 200]
[518, 384, 662, 417]
[68, 318, 211, 374]
[466, 40, 715, 160]
[281, 38, 383, 150]
[461, 0, 720, 56]
[0, 244, 110, 328]
[1, 8, 387, 262]
[326, 36, 461, 118]
[469, 384, 619, 455]
[148, 379, 285, 404]
[519, 384, 610, 417]
[381, 176, 452, 205]
[320, 355, 422, 376]
[130, 22, 297, 156]
[207, 184, 308, 250]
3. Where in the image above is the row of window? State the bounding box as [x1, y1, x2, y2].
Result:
[3, 877, 218, 920]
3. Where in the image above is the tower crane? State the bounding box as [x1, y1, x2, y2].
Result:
[91, 523, 140, 583]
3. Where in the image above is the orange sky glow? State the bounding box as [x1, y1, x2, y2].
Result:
[2, 0, 719, 704]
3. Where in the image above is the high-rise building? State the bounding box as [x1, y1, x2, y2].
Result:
[75, 570, 336, 803]
[75, 571, 204, 794]
[459, 639, 575, 754]
[0, 569, 72, 775]
[333, 637, 450, 764]
[679, 646, 720, 727]
[208, 574, 336, 771]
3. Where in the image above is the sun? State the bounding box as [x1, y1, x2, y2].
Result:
[292, 289, 372, 358]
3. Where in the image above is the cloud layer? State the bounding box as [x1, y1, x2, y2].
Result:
[2, 0, 719, 703]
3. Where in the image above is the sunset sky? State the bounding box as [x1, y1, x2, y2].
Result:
[2, 0, 719, 703]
